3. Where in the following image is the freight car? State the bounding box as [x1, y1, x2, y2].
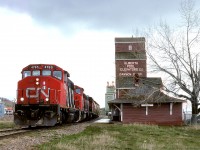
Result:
[14, 64, 100, 127]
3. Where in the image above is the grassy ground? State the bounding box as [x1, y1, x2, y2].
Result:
[38, 123, 200, 150]
[0, 115, 15, 129]
[0, 121, 15, 129]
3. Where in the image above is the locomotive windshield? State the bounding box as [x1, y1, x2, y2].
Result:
[32, 70, 40, 76]
[23, 71, 31, 78]
[42, 70, 51, 76]
[22, 70, 62, 80]
[53, 71, 62, 80]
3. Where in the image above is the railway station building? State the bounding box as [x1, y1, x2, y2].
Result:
[108, 37, 185, 125]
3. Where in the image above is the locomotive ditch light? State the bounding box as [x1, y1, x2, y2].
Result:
[20, 97, 24, 102]
[45, 98, 49, 101]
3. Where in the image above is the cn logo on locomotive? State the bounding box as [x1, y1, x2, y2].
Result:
[26, 87, 49, 98]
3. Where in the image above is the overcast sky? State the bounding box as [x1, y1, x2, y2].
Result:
[0, 0, 199, 108]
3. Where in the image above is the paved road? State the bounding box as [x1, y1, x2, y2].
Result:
[94, 116, 111, 123]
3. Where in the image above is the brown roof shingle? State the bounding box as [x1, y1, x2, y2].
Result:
[108, 91, 186, 105]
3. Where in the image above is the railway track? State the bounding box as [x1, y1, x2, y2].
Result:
[0, 128, 32, 140]
[0, 117, 102, 141]
[0, 117, 103, 149]
[0, 123, 80, 141]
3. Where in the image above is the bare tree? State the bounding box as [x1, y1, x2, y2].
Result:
[146, 0, 200, 122]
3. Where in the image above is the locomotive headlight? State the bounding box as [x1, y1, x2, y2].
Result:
[45, 98, 49, 101]
[36, 78, 39, 81]
[20, 97, 24, 102]
[36, 81, 39, 85]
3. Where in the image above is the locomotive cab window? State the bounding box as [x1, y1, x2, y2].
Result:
[75, 89, 81, 94]
[32, 70, 40, 76]
[22, 71, 31, 78]
[53, 71, 62, 80]
[42, 70, 51, 76]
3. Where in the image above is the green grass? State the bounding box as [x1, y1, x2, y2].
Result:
[0, 121, 15, 129]
[37, 124, 200, 150]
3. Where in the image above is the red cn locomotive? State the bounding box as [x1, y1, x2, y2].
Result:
[14, 64, 100, 127]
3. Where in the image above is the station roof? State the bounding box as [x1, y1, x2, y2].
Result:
[116, 77, 163, 89]
[108, 91, 186, 105]
[115, 37, 145, 43]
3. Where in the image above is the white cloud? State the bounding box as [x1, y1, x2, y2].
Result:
[0, 8, 117, 107]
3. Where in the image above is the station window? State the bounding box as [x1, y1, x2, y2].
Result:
[23, 71, 31, 78]
[53, 71, 62, 80]
[42, 70, 51, 76]
[32, 70, 40, 76]
[128, 45, 132, 50]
